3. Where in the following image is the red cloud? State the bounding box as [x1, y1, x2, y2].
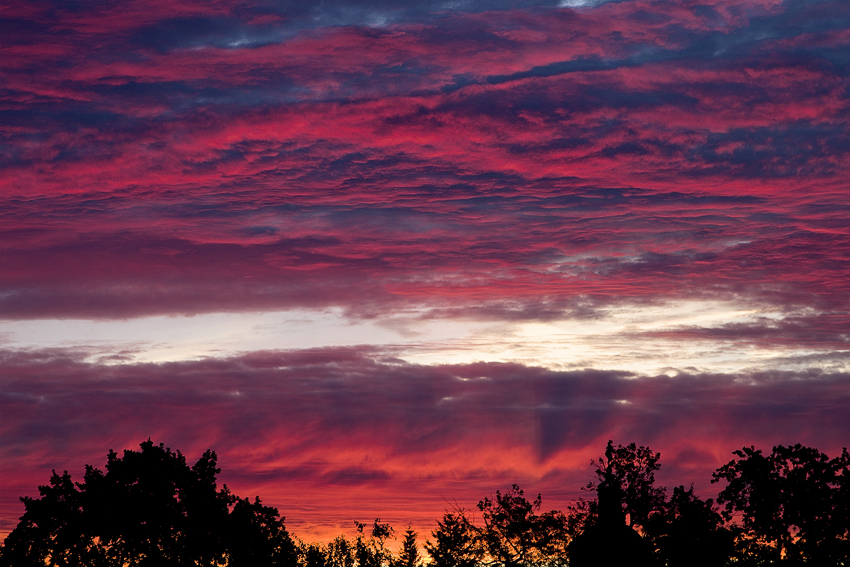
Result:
[2, 347, 847, 541]
[2, 0, 848, 545]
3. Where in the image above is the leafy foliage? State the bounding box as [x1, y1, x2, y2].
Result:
[643, 485, 734, 567]
[425, 509, 482, 567]
[476, 485, 569, 567]
[354, 520, 395, 567]
[584, 440, 667, 531]
[425, 486, 570, 567]
[0, 440, 294, 567]
[712, 444, 850, 566]
[3, 439, 848, 567]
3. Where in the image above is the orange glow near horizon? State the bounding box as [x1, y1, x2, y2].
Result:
[2, 0, 848, 548]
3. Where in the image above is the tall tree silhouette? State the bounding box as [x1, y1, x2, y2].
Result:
[393, 527, 422, 567]
[425, 509, 481, 567]
[712, 444, 850, 565]
[584, 440, 666, 531]
[0, 440, 296, 566]
[568, 441, 659, 567]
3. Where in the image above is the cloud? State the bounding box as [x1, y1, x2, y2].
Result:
[2, 0, 848, 543]
[2, 346, 848, 539]
[634, 311, 850, 350]
[2, 189, 847, 320]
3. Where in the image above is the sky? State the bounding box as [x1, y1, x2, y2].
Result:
[1, 0, 849, 544]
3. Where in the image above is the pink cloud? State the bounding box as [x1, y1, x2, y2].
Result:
[2, 347, 847, 540]
[2, 0, 848, 546]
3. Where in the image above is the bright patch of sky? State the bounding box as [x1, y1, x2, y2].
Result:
[2, 300, 839, 375]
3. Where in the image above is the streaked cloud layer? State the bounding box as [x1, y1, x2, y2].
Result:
[3, 347, 848, 541]
[2, 0, 848, 541]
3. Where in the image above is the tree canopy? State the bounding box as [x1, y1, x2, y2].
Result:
[712, 444, 850, 565]
[2, 440, 848, 566]
[584, 440, 666, 531]
[0, 440, 296, 566]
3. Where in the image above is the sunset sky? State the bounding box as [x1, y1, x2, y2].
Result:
[1, 0, 849, 543]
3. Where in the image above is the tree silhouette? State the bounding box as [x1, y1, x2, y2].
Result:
[425, 509, 482, 567]
[712, 444, 850, 565]
[354, 520, 394, 567]
[302, 542, 331, 567]
[0, 470, 91, 566]
[562, 498, 596, 541]
[0, 440, 295, 566]
[393, 527, 422, 567]
[298, 534, 357, 567]
[584, 440, 666, 531]
[568, 441, 659, 566]
[476, 485, 569, 567]
[643, 485, 734, 567]
[226, 496, 298, 566]
[326, 535, 356, 567]
[5, 438, 848, 567]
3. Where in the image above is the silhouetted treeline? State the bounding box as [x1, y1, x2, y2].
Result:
[1, 439, 848, 566]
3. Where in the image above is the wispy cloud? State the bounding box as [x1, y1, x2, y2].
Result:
[2, 0, 848, 543]
[2, 346, 847, 538]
